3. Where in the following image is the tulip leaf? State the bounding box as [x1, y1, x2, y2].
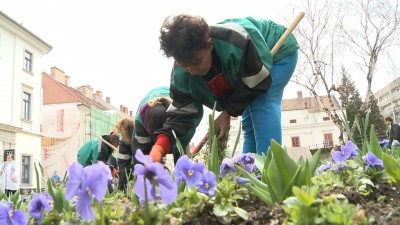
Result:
[254, 153, 266, 174]
[296, 160, 311, 187]
[281, 165, 302, 202]
[309, 149, 321, 175]
[369, 125, 383, 159]
[270, 140, 298, 182]
[382, 152, 400, 184]
[243, 183, 273, 206]
[236, 166, 268, 190]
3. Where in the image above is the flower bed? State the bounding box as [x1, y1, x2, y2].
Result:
[2, 126, 400, 225]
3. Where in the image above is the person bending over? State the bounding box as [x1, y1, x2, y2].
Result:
[149, 14, 299, 161]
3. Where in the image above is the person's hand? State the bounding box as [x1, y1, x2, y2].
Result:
[214, 111, 231, 139]
[149, 145, 166, 162]
[112, 168, 118, 177]
[11, 175, 17, 183]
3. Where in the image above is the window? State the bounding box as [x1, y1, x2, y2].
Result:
[24, 50, 33, 71]
[21, 155, 31, 184]
[324, 133, 333, 148]
[290, 119, 297, 124]
[323, 117, 330, 121]
[22, 92, 31, 120]
[291, 136, 300, 147]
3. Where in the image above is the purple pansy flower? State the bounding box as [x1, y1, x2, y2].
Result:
[28, 193, 53, 219]
[235, 153, 257, 173]
[332, 141, 358, 162]
[197, 171, 217, 196]
[362, 151, 384, 171]
[134, 149, 177, 204]
[379, 139, 389, 147]
[317, 161, 333, 173]
[65, 162, 111, 221]
[0, 201, 28, 225]
[220, 158, 237, 176]
[174, 155, 205, 187]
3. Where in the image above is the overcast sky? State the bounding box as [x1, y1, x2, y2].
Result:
[4, 0, 396, 144]
[1, 0, 302, 110]
[2, 0, 306, 143]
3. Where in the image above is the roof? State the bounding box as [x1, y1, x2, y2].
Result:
[42, 72, 108, 110]
[282, 95, 342, 113]
[0, 11, 52, 53]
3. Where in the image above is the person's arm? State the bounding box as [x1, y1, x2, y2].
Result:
[11, 162, 19, 183]
[151, 82, 203, 162]
[211, 22, 273, 117]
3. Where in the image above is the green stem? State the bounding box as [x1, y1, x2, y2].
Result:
[99, 202, 105, 225]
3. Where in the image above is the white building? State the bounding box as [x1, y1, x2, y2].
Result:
[374, 77, 400, 121]
[282, 92, 343, 151]
[0, 11, 52, 192]
[225, 92, 343, 157]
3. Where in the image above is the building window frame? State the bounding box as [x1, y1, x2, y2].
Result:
[291, 136, 300, 147]
[324, 133, 333, 148]
[290, 119, 297, 124]
[23, 50, 33, 72]
[21, 154, 32, 185]
[323, 116, 331, 121]
[22, 91, 31, 121]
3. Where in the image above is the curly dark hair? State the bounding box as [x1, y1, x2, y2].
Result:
[159, 14, 210, 66]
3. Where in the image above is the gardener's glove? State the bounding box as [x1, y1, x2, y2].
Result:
[150, 144, 166, 163]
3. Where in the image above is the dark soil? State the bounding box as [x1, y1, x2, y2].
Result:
[183, 183, 400, 225]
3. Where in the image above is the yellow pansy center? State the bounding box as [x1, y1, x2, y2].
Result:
[87, 187, 91, 195]
[8, 211, 13, 218]
[187, 170, 194, 177]
[204, 183, 209, 189]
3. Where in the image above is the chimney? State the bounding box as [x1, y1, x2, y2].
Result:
[65, 75, 70, 86]
[129, 111, 133, 117]
[297, 91, 303, 98]
[51, 67, 66, 84]
[95, 90, 102, 100]
[120, 105, 123, 111]
[77, 85, 93, 99]
[106, 97, 110, 103]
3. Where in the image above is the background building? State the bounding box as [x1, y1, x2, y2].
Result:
[41, 67, 132, 179]
[282, 91, 343, 151]
[374, 77, 400, 121]
[224, 91, 343, 159]
[0, 11, 52, 192]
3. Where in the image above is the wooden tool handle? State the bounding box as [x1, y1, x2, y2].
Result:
[270, 12, 305, 56]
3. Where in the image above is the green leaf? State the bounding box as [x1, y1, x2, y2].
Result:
[231, 121, 241, 157]
[34, 162, 41, 193]
[281, 166, 302, 202]
[292, 186, 314, 207]
[309, 149, 321, 175]
[244, 184, 273, 206]
[236, 166, 268, 190]
[172, 130, 185, 156]
[254, 153, 266, 174]
[383, 152, 400, 184]
[233, 207, 249, 220]
[296, 160, 311, 187]
[370, 125, 383, 159]
[213, 204, 232, 217]
[270, 140, 298, 183]
[209, 136, 219, 177]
